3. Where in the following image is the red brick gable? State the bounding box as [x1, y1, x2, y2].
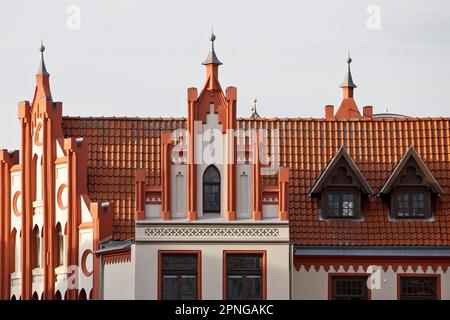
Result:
[62, 116, 450, 245]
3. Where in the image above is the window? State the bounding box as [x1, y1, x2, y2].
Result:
[203, 165, 220, 213]
[380, 156, 441, 220]
[324, 192, 357, 218]
[399, 276, 439, 300]
[33, 226, 41, 269]
[309, 150, 372, 220]
[159, 253, 200, 300]
[10, 229, 17, 273]
[393, 190, 430, 218]
[330, 276, 369, 300]
[224, 253, 265, 300]
[55, 223, 64, 266]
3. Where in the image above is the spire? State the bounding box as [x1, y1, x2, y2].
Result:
[37, 39, 49, 76]
[202, 30, 222, 65]
[334, 53, 361, 119]
[251, 98, 261, 119]
[202, 31, 222, 91]
[340, 52, 356, 89]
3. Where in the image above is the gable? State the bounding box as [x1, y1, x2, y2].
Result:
[309, 146, 372, 195]
[379, 146, 444, 195]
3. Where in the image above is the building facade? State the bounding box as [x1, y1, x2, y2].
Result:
[0, 35, 449, 300]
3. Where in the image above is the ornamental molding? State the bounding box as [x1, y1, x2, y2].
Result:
[136, 224, 289, 243]
[145, 227, 279, 238]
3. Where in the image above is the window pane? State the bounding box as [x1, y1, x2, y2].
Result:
[204, 166, 220, 183]
[397, 193, 410, 217]
[412, 193, 425, 217]
[161, 254, 198, 300]
[227, 276, 243, 300]
[58, 235, 64, 266]
[331, 277, 368, 300]
[162, 275, 178, 300]
[342, 194, 355, 217]
[246, 275, 262, 300]
[162, 254, 197, 271]
[226, 254, 263, 300]
[180, 275, 197, 300]
[203, 166, 221, 213]
[327, 194, 340, 216]
[227, 255, 262, 271]
[400, 277, 437, 300]
[204, 187, 220, 212]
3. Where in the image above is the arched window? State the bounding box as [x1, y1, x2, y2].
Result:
[10, 229, 17, 273]
[33, 226, 41, 269]
[55, 223, 64, 266]
[32, 292, 39, 300]
[54, 291, 62, 300]
[79, 289, 87, 300]
[31, 155, 37, 202]
[203, 165, 220, 213]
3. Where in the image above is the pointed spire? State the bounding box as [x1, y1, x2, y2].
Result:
[251, 98, 261, 119]
[334, 52, 361, 119]
[37, 39, 49, 76]
[202, 30, 222, 65]
[340, 52, 356, 89]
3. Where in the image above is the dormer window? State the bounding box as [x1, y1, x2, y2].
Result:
[379, 146, 443, 220]
[309, 147, 372, 220]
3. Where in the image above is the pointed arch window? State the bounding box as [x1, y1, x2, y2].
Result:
[10, 229, 17, 273]
[33, 226, 41, 269]
[55, 223, 64, 267]
[203, 165, 221, 213]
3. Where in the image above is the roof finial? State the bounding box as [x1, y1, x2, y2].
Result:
[202, 29, 222, 65]
[251, 98, 261, 119]
[37, 38, 49, 76]
[346, 51, 352, 64]
[340, 51, 356, 89]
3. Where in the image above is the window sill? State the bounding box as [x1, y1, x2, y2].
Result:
[389, 216, 435, 222]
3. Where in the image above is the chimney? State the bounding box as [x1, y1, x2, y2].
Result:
[363, 106, 373, 119]
[325, 105, 335, 119]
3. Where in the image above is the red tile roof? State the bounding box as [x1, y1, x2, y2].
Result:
[62, 116, 450, 246]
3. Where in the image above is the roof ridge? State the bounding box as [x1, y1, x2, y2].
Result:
[62, 116, 450, 122]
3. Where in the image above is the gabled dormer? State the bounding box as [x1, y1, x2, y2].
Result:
[379, 146, 444, 220]
[310, 146, 372, 219]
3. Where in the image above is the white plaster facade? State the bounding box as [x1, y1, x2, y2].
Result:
[293, 264, 450, 300]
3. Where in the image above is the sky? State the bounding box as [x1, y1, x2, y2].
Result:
[0, 0, 449, 150]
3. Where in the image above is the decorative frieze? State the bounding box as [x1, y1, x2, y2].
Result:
[136, 223, 289, 242]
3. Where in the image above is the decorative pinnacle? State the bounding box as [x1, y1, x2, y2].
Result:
[37, 38, 49, 76]
[209, 30, 216, 42]
[202, 30, 222, 65]
[346, 51, 352, 64]
[251, 98, 261, 119]
[340, 51, 356, 89]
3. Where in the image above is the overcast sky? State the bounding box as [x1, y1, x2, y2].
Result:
[0, 0, 449, 150]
